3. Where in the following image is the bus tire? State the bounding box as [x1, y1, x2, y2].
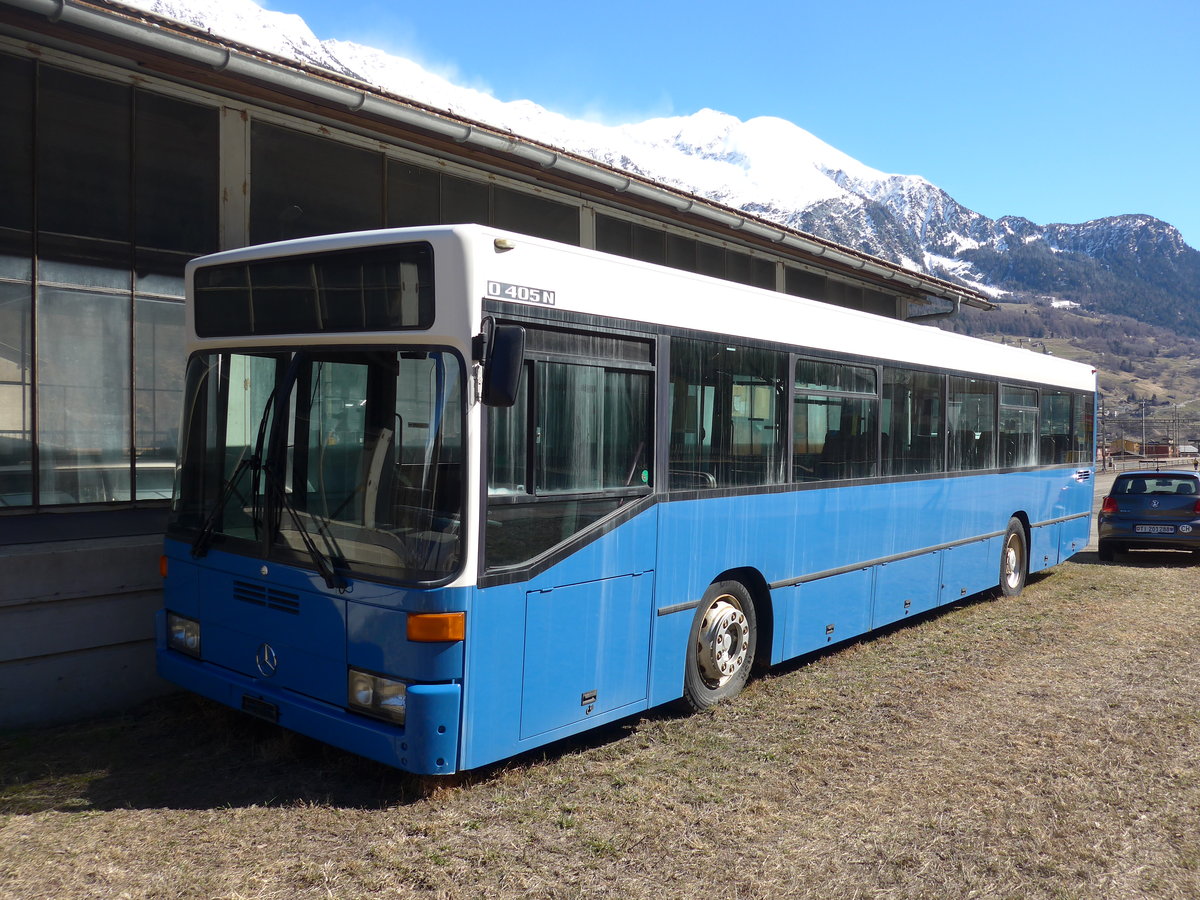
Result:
[998, 517, 1028, 597]
[681, 580, 757, 712]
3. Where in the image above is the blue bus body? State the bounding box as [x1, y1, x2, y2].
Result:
[160, 468, 1090, 774]
[157, 226, 1096, 775]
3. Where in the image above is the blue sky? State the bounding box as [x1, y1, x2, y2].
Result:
[274, 0, 1199, 247]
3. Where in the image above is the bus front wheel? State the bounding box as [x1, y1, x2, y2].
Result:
[999, 517, 1028, 597]
[681, 580, 757, 712]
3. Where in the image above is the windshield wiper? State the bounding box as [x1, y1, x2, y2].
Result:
[259, 460, 347, 591]
[190, 451, 260, 558]
[191, 381, 277, 558]
[190, 351, 347, 590]
[259, 351, 347, 591]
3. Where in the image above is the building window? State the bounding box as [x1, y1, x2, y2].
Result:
[440, 172, 490, 227]
[384, 160, 580, 244]
[493, 186, 579, 243]
[597, 213, 778, 290]
[0, 282, 32, 506]
[666, 234, 697, 272]
[134, 298, 186, 499]
[250, 122, 383, 243]
[0, 54, 217, 510]
[0, 53, 34, 507]
[36, 288, 131, 504]
[387, 161, 440, 226]
[785, 267, 827, 301]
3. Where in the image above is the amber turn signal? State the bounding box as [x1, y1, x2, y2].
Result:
[159, 555, 169, 578]
[406, 612, 465, 643]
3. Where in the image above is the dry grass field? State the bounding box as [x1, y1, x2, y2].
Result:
[3, 520, 1199, 897]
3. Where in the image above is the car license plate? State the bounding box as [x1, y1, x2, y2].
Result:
[1134, 525, 1175, 534]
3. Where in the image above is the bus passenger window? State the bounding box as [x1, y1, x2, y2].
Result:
[947, 377, 996, 471]
[1039, 390, 1072, 464]
[669, 338, 786, 488]
[999, 386, 1038, 467]
[882, 368, 944, 476]
[485, 329, 653, 570]
[792, 359, 878, 482]
[536, 364, 650, 494]
[487, 366, 528, 496]
[1072, 392, 1094, 464]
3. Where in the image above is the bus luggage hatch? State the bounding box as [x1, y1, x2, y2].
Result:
[519, 571, 653, 739]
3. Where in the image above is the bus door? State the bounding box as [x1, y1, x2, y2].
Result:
[478, 326, 657, 748]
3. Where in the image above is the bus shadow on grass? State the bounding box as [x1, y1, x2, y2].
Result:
[0, 690, 642, 814]
[0, 693, 454, 813]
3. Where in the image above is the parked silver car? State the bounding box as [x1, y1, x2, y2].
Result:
[1098, 470, 1200, 561]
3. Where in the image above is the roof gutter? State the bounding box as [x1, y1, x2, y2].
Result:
[4, 0, 995, 312]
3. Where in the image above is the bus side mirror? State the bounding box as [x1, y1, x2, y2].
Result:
[475, 318, 525, 407]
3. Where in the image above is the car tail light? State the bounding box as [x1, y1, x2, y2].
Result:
[1100, 496, 1118, 514]
[1194, 499, 1200, 515]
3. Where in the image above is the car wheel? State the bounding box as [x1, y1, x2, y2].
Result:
[1097, 540, 1115, 562]
[998, 517, 1028, 597]
[681, 580, 757, 712]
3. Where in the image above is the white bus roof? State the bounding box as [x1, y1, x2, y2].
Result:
[189, 225, 1096, 393]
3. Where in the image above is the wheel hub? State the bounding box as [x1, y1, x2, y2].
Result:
[1004, 540, 1020, 587]
[697, 597, 750, 686]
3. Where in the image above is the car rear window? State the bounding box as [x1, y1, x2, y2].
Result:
[1112, 475, 1199, 495]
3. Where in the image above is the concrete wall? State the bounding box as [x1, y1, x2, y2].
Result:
[0, 535, 173, 729]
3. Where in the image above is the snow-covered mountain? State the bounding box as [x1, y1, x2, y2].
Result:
[117, 0, 1200, 337]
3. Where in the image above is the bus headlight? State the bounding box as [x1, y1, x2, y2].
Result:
[347, 668, 408, 726]
[167, 612, 202, 658]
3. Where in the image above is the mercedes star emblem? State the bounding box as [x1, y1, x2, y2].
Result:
[255, 642, 278, 678]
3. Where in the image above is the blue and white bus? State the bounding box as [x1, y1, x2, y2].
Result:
[158, 225, 1096, 775]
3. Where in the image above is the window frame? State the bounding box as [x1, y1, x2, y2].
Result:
[486, 330, 656, 507]
[998, 384, 1039, 469]
[791, 355, 881, 483]
[946, 375, 998, 472]
[667, 336, 790, 491]
[881, 366, 947, 478]
[481, 321, 656, 574]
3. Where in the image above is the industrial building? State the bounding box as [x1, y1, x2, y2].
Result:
[0, 0, 990, 727]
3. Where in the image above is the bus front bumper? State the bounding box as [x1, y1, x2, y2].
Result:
[156, 638, 461, 776]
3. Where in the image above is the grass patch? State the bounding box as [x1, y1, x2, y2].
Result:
[3, 552, 1200, 898]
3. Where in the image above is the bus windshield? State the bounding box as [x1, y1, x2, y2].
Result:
[169, 347, 464, 584]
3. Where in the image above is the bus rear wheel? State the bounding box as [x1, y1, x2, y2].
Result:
[999, 517, 1028, 597]
[681, 580, 757, 712]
